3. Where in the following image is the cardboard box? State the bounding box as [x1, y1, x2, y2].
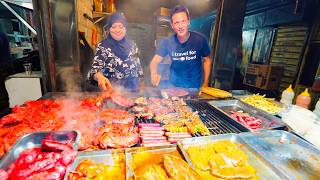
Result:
[156, 7, 170, 17]
[244, 64, 284, 90]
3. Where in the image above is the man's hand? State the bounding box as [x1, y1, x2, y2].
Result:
[150, 55, 163, 87]
[201, 82, 209, 88]
[94, 72, 113, 92]
[151, 72, 161, 87]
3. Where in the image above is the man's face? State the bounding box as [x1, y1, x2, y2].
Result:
[171, 12, 190, 38]
[109, 22, 126, 41]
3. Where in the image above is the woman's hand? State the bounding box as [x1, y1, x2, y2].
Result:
[94, 72, 113, 92]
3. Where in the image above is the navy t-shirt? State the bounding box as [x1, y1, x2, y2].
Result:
[156, 31, 211, 88]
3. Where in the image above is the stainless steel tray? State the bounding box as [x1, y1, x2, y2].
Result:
[177, 134, 284, 179]
[208, 99, 285, 131]
[64, 149, 126, 180]
[235, 95, 284, 116]
[0, 130, 80, 170]
[240, 130, 320, 180]
[125, 145, 180, 180]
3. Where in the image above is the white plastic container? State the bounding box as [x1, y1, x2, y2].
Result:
[280, 84, 294, 106]
[313, 98, 320, 117]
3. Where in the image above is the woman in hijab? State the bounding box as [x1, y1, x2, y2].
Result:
[88, 12, 143, 92]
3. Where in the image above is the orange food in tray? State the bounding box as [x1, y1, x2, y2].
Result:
[68, 153, 125, 180]
[131, 150, 200, 180]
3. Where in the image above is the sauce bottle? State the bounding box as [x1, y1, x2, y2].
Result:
[296, 88, 311, 109]
[280, 84, 295, 106]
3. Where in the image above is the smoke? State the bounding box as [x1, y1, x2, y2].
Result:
[56, 66, 81, 92]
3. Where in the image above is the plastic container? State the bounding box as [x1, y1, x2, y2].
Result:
[295, 88, 311, 109]
[280, 84, 294, 106]
[313, 98, 320, 117]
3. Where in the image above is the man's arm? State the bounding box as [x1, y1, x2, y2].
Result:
[149, 54, 163, 86]
[202, 56, 212, 87]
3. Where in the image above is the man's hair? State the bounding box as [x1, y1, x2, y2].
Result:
[170, 5, 190, 21]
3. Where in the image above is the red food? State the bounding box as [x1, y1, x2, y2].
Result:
[230, 111, 263, 130]
[110, 92, 134, 107]
[99, 109, 134, 125]
[138, 123, 161, 128]
[140, 131, 165, 136]
[0, 170, 8, 180]
[141, 142, 171, 147]
[139, 127, 165, 131]
[4, 140, 76, 180]
[97, 124, 139, 149]
[140, 136, 167, 141]
[42, 139, 72, 152]
[141, 139, 168, 144]
[161, 88, 189, 97]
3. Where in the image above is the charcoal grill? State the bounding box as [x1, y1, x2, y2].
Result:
[186, 100, 241, 135]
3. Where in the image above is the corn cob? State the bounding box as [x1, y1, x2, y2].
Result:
[199, 87, 232, 98]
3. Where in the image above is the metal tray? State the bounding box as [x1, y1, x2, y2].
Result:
[125, 145, 180, 180]
[64, 149, 126, 180]
[235, 95, 284, 116]
[0, 130, 80, 170]
[231, 90, 252, 96]
[240, 130, 320, 180]
[177, 134, 284, 179]
[208, 99, 285, 131]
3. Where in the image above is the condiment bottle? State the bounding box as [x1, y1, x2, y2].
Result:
[295, 88, 311, 109]
[280, 84, 295, 106]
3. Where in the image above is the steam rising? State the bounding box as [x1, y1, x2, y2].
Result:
[57, 66, 81, 92]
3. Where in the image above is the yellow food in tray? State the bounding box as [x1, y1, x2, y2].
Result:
[134, 164, 168, 180]
[186, 140, 260, 180]
[163, 154, 201, 180]
[200, 87, 232, 98]
[131, 151, 201, 180]
[241, 94, 282, 114]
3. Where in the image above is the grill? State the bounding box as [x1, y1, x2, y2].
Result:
[187, 100, 241, 135]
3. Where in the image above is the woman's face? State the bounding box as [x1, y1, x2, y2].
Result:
[109, 22, 126, 41]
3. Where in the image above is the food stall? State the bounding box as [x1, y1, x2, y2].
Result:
[0, 87, 319, 179]
[0, 0, 320, 179]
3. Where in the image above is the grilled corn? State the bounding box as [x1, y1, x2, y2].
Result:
[199, 87, 232, 98]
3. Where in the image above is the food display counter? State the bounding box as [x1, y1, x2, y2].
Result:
[0, 88, 319, 179]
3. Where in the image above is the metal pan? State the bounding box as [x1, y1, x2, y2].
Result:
[177, 134, 285, 179]
[208, 99, 286, 131]
[0, 130, 80, 170]
[240, 130, 320, 180]
[234, 95, 284, 116]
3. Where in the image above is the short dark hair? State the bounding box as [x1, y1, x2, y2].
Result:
[170, 5, 190, 21]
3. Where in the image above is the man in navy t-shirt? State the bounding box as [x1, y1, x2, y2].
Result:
[150, 5, 212, 89]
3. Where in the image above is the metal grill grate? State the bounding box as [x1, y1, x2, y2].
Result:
[187, 100, 241, 135]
